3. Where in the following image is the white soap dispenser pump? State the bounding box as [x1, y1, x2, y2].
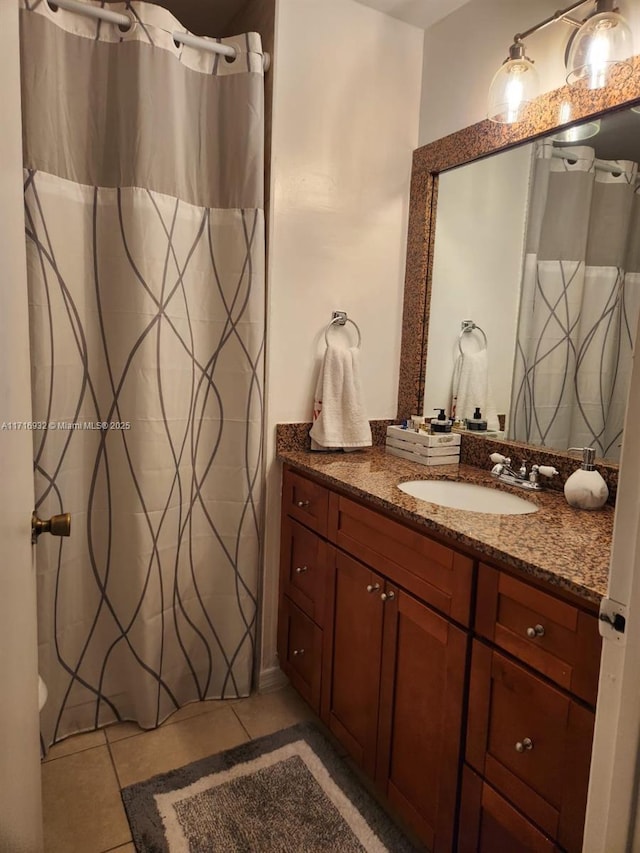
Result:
[564, 447, 609, 510]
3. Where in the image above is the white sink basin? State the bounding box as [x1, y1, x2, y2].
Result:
[398, 480, 538, 515]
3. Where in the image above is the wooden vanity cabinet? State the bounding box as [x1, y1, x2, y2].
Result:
[320, 547, 468, 851]
[279, 466, 473, 851]
[466, 642, 594, 853]
[464, 563, 600, 853]
[277, 464, 600, 853]
[282, 467, 329, 535]
[277, 504, 330, 713]
[459, 767, 562, 853]
[476, 563, 601, 705]
[376, 583, 468, 851]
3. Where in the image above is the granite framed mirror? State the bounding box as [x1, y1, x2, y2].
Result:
[397, 57, 640, 472]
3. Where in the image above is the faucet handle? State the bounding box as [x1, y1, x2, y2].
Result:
[489, 453, 511, 466]
[538, 465, 559, 478]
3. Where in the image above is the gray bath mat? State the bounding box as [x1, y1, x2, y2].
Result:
[121, 721, 420, 852]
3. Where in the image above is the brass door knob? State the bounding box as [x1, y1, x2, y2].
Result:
[32, 511, 71, 543]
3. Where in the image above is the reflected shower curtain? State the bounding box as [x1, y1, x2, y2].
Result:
[19, 1, 265, 746]
[510, 142, 640, 460]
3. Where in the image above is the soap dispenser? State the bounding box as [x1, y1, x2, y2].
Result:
[467, 407, 488, 431]
[431, 408, 452, 433]
[564, 447, 609, 510]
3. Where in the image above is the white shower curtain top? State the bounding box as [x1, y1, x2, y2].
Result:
[21, 0, 265, 75]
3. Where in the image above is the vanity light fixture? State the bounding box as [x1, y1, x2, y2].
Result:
[487, 41, 539, 124]
[551, 103, 602, 140]
[551, 118, 602, 141]
[567, 0, 633, 88]
[488, 0, 634, 123]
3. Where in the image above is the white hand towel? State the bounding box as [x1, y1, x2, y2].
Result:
[309, 343, 372, 450]
[451, 349, 499, 431]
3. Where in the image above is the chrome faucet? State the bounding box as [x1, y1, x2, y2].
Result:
[490, 453, 559, 491]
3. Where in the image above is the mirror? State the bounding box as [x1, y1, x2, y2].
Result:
[397, 61, 640, 468]
[424, 106, 640, 462]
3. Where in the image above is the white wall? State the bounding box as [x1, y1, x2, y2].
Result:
[424, 143, 533, 422]
[419, 0, 640, 145]
[259, 0, 423, 682]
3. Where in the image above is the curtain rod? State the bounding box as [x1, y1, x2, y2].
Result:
[46, 0, 270, 71]
[550, 148, 638, 177]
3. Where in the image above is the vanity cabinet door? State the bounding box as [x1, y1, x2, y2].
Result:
[279, 515, 328, 626]
[476, 563, 601, 705]
[328, 493, 474, 626]
[458, 766, 561, 853]
[322, 550, 385, 777]
[467, 641, 594, 853]
[277, 597, 323, 712]
[376, 588, 468, 853]
[282, 465, 329, 536]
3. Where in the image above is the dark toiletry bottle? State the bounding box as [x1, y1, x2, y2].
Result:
[467, 407, 488, 431]
[431, 408, 452, 433]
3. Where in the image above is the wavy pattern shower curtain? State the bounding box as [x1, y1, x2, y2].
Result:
[510, 142, 640, 461]
[19, 1, 265, 746]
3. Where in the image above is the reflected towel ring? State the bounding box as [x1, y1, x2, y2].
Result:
[458, 321, 487, 356]
[324, 316, 362, 349]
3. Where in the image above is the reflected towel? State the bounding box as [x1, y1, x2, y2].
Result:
[309, 343, 372, 450]
[451, 349, 499, 430]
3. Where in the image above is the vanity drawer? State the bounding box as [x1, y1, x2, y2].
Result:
[329, 494, 473, 625]
[466, 641, 594, 853]
[277, 597, 322, 713]
[282, 466, 329, 536]
[280, 516, 329, 627]
[476, 563, 601, 705]
[458, 766, 561, 853]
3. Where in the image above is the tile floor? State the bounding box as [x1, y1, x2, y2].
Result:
[41, 685, 317, 853]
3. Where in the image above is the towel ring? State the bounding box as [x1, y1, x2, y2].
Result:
[324, 316, 362, 349]
[458, 321, 487, 356]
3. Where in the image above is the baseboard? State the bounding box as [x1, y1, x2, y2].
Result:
[257, 664, 288, 693]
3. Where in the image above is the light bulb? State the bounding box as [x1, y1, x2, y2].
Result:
[567, 9, 633, 89]
[488, 46, 539, 123]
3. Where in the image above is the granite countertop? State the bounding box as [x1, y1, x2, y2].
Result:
[278, 447, 613, 607]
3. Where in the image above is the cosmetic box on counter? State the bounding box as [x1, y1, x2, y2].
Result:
[385, 425, 460, 467]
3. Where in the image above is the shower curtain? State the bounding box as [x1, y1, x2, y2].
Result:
[509, 142, 640, 461]
[19, 0, 265, 747]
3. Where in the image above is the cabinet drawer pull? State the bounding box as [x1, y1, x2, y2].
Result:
[366, 583, 381, 593]
[296, 500, 310, 508]
[515, 737, 534, 753]
[295, 566, 308, 574]
[381, 590, 396, 602]
[526, 624, 545, 639]
[292, 648, 305, 656]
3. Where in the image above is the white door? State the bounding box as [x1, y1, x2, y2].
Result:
[582, 329, 640, 850]
[0, 1, 43, 850]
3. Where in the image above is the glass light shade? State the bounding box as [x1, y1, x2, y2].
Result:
[551, 118, 601, 142]
[487, 57, 540, 123]
[566, 10, 634, 89]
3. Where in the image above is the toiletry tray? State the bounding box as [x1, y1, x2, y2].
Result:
[385, 425, 460, 467]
